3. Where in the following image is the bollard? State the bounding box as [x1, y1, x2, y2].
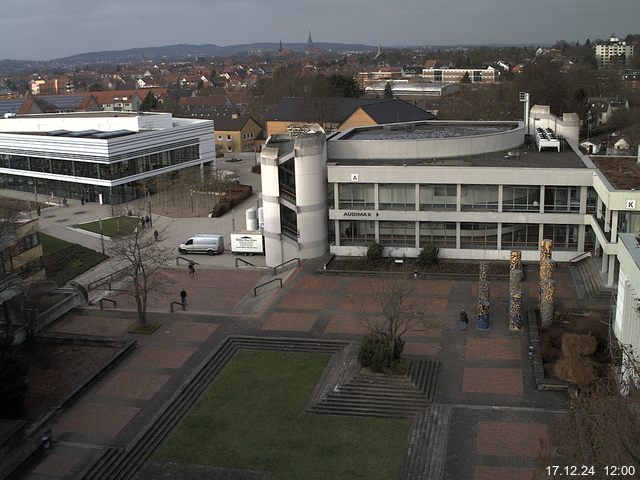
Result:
[528, 345, 534, 359]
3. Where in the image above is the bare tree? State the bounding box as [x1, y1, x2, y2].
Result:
[359, 273, 440, 371]
[107, 223, 172, 328]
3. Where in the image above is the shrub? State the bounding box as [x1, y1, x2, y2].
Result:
[366, 243, 385, 264]
[211, 201, 233, 218]
[358, 332, 405, 372]
[0, 356, 27, 418]
[561, 333, 598, 358]
[416, 245, 439, 267]
[251, 164, 261, 174]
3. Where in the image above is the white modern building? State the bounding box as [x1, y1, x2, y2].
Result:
[421, 66, 496, 83]
[595, 35, 634, 69]
[260, 105, 640, 291]
[364, 81, 458, 97]
[0, 112, 214, 204]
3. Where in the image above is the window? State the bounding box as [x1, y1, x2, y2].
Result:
[226, 134, 232, 141]
[338, 184, 374, 209]
[543, 225, 578, 250]
[379, 221, 415, 247]
[586, 187, 597, 214]
[340, 220, 375, 246]
[461, 185, 499, 211]
[217, 135, 223, 141]
[280, 205, 298, 240]
[544, 186, 580, 213]
[501, 224, 539, 249]
[460, 223, 498, 249]
[379, 184, 415, 210]
[227, 146, 232, 152]
[419, 184, 456, 210]
[502, 186, 540, 212]
[419, 222, 456, 248]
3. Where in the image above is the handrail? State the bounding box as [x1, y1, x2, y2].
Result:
[176, 256, 199, 266]
[170, 301, 185, 313]
[87, 266, 130, 292]
[273, 257, 300, 275]
[99, 298, 117, 310]
[235, 257, 256, 267]
[569, 251, 592, 263]
[254, 278, 282, 296]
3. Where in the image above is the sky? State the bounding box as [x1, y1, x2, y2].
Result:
[0, 0, 638, 61]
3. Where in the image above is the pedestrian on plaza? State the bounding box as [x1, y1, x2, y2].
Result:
[180, 289, 188, 306]
[153, 230, 159, 242]
[145, 215, 151, 227]
[36, 206, 41, 217]
[188, 261, 195, 275]
[459, 310, 469, 331]
[62, 197, 68, 208]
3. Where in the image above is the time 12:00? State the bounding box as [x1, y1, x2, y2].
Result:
[545, 466, 637, 476]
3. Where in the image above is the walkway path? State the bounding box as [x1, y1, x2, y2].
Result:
[18, 256, 594, 480]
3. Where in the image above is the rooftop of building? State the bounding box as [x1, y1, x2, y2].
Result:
[619, 233, 640, 270]
[328, 137, 587, 169]
[592, 156, 640, 190]
[339, 121, 516, 140]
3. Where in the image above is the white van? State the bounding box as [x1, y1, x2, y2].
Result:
[178, 234, 225, 255]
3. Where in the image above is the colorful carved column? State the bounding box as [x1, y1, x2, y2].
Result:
[540, 279, 556, 328]
[476, 301, 490, 330]
[539, 239, 553, 308]
[509, 250, 523, 330]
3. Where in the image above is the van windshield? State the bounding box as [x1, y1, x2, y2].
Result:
[185, 239, 193, 245]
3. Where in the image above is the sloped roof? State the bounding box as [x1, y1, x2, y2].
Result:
[0, 99, 27, 116]
[356, 101, 435, 124]
[90, 90, 143, 104]
[214, 114, 261, 131]
[266, 97, 408, 124]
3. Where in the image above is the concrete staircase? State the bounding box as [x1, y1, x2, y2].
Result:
[76, 336, 347, 480]
[570, 257, 614, 301]
[398, 405, 452, 480]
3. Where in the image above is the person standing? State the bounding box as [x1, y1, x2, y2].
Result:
[188, 261, 195, 275]
[459, 310, 469, 331]
[153, 230, 159, 242]
[180, 289, 188, 306]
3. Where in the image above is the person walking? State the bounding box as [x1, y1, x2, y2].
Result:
[188, 261, 195, 275]
[459, 310, 469, 331]
[153, 230, 159, 242]
[180, 289, 188, 306]
[62, 197, 68, 208]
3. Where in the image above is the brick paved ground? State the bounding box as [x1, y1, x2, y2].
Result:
[23, 260, 586, 480]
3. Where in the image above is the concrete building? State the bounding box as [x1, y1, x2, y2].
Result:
[595, 35, 634, 69]
[421, 66, 496, 83]
[0, 111, 214, 204]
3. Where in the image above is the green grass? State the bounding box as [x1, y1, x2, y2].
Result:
[75, 216, 139, 237]
[39, 233, 108, 285]
[156, 350, 410, 480]
[39, 233, 72, 255]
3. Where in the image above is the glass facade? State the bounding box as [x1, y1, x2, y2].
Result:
[338, 184, 374, 209]
[501, 223, 540, 249]
[339, 220, 375, 246]
[419, 184, 456, 210]
[379, 184, 415, 210]
[543, 225, 579, 250]
[379, 221, 416, 247]
[460, 222, 498, 249]
[461, 185, 499, 211]
[419, 222, 456, 248]
[544, 186, 580, 213]
[0, 144, 200, 181]
[502, 186, 540, 211]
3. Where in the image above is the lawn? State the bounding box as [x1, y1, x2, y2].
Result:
[156, 350, 410, 480]
[75, 216, 139, 237]
[39, 233, 108, 285]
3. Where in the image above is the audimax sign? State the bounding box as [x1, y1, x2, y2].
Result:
[342, 211, 378, 217]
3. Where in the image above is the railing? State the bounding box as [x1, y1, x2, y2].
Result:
[569, 251, 592, 263]
[254, 278, 282, 296]
[170, 301, 185, 313]
[235, 257, 256, 267]
[87, 266, 130, 292]
[273, 257, 300, 275]
[176, 257, 199, 266]
[99, 298, 117, 310]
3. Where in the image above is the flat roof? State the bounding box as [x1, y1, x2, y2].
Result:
[328, 139, 587, 169]
[592, 157, 640, 190]
[620, 233, 640, 270]
[339, 122, 517, 141]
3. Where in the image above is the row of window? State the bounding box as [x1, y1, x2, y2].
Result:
[336, 184, 594, 213]
[0, 145, 200, 181]
[337, 221, 581, 250]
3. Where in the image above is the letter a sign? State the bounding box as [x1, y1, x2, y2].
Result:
[626, 200, 636, 210]
[351, 173, 359, 182]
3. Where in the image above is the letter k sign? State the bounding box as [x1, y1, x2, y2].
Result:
[627, 200, 636, 209]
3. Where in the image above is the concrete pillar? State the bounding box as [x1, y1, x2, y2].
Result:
[578, 225, 586, 252]
[497, 223, 502, 250]
[335, 220, 341, 246]
[415, 184, 420, 212]
[456, 222, 461, 249]
[579, 186, 588, 215]
[333, 183, 339, 210]
[415, 221, 420, 248]
[456, 184, 462, 212]
[374, 183, 379, 210]
[604, 207, 611, 233]
[611, 210, 619, 243]
[596, 197, 603, 219]
[602, 252, 608, 274]
[539, 186, 545, 213]
[608, 254, 616, 287]
[497, 185, 503, 213]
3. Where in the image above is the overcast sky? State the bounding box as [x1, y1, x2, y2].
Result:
[1, 0, 638, 60]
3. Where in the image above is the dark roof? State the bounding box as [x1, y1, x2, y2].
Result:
[0, 99, 26, 116]
[214, 114, 260, 131]
[265, 97, 434, 124]
[356, 101, 435, 124]
[266, 97, 390, 123]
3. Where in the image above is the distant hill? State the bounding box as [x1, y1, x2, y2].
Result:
[57, 42, 376, 63]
